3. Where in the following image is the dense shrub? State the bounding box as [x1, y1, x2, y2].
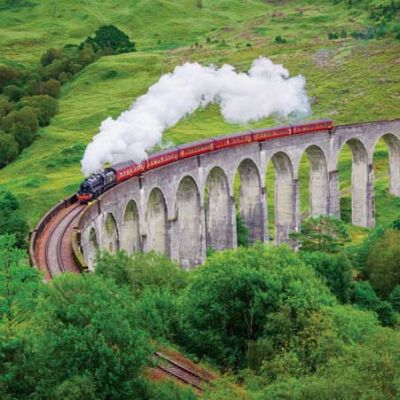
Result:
[366, 229, 400, 298]
[96, 250, 188, 296]
[290, 216, 350, 253]
[0, 131, 19, 167]
[17, 95, 58, 126]
[178, 245, 334, 367]
[236, 213, 249, 247]
[351, 281, 397, 326]
[82, 24, 136, 55]
[0, 190, 29, 248]
[301, 251, 352, 303]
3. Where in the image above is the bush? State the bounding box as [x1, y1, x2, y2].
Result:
[82, 24, 135, 54]
[236, 213, 249, 247]
[274, 35, 287, 43]
[0, 190, 29, 248]
[301, 251, 352, 303]
[3, 84, 24, 102]
[366, 229, 400, 298]
[0, 131, 19, 167]
[290, 216, 350, 253]
[178, 245, 334, 367]
[36, 78, 60, 98]
[18, 95, 58, 126]
[0, 65, 21, 91]
[96, 250, 188, 296]
[351, 281, 397, 326]
[1, 106, 39, 136]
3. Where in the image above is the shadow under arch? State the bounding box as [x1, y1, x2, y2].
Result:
[266, 151, 296, 244]
[235, 158, 265, 243]
[176, 176, 203, 267]
[87, 227, 99, 270]
[205, 166, 235, 251]
[299, 145, 329, 217]
[121, 200, 141, 255]
[104, 213, 119, 254]
[146, 187, 168, 256]
[373, 133, 400, 197]
[338, 138, 370, 227]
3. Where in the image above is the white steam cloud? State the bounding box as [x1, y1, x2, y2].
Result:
[81, 57, 310, 176]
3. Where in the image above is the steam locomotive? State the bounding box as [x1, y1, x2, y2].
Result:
[77, 119, 333, 203]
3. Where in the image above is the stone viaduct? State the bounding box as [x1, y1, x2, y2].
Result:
[78, 119, 400, 270]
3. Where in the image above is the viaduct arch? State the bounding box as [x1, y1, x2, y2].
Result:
[79, 119, 400, 270]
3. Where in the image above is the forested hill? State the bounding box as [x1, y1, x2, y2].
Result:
[0, 0, 399, 227]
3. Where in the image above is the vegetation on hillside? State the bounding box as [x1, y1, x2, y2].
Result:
[2, 214, 400, 398]
[0, 24, 134, 168]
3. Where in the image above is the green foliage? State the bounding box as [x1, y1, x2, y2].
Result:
[0, 65, 20, 91]
[301, 251, 352, 303]
[36, 78, 61, 98]
[291, 216, 350, 253]
[351, 281, 397, 326]
[236, 213, 249, 247]
[366, 229, 400, 298]
[96, 250, 187, 296]
[0, 132, 18, 167]
[0, 190, 29, 247]
[0, 234, 40, 319]
[17, 95, 58, 126]
[274, 35, 287, 43]
[178, 245, 334, 368]
[82, 24, 135, 55]
[389, 285, 400, 312]
[23, 274, 152, 399]
[3, 84, 24, 102]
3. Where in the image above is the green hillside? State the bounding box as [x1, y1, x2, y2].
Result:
[0, 0, 399, 230]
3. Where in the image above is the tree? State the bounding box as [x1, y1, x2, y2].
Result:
[0, 190, 29, 248]
[0, 65, 20, 91]
[83, 25, 135, 54]
[236, 213, 249, 247]
[40, 47, 62, 67]
[366, 229, 400, 298]
[351, 281, 397, 326]
[18, 95, 58, 126]
[96, 250, 187, 296]
[0, 234, 40, 320]
[0, 132, 19, 167]
[389, 285, 400, 312]
[3, 84, 23, 102]
[290, 216, 350, 253]
[23, 274, 153, 399]
[301, 251, 352, 303]
[0, 97, 12, 118]
[1, 106, 39, 135]
[36, 78, 60, 98]
[178, 245, 334, 367]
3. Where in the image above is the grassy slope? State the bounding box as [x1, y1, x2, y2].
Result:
[0, 0, 399, 235]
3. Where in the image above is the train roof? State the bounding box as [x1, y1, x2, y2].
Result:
[111, 160, 138, 171]
[147, 147, 179, 158]
[177, 138, 214, 150]
[214, 130, 253, 140]
[292, 119, 332, 126]
[252, 124, 291, 133]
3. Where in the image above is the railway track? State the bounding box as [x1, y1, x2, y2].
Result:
[153, 352, 213, 392]
[35, 200, 84, 279]
[31, 200, 216, 393]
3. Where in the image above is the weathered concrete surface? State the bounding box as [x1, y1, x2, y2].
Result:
[78, 119, 400, 269]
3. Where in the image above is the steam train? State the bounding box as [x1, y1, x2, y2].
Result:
[77, 120, 333, 203]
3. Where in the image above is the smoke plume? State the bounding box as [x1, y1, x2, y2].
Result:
[81, 57, 310, 176]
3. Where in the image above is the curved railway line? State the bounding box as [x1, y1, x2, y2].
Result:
[30, 200, 214, 392]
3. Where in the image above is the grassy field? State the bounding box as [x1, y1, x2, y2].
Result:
[0, 0, 399, 240]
